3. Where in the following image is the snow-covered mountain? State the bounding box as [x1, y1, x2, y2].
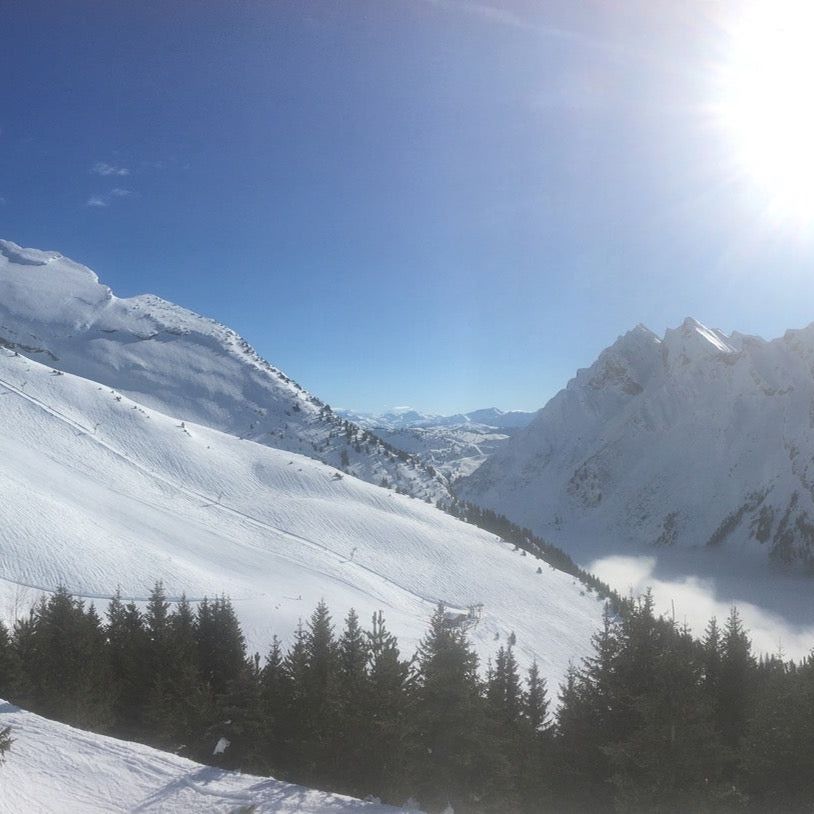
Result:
[340, 406, 535, 432]
[0, 244, 603, 686]
[459, 317, 814, 570]
[0, 700, 413, 813]
[338, 407, 536, 480]
[0, 240, 447, 503]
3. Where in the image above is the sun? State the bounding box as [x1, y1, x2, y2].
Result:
[714, 1, 814, 228]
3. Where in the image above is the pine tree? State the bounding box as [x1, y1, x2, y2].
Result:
[300, 600, 339, 785]
[410, 603, 489, 812]
[0, 621, 20, 700]
[523, 660, 549, 735]
[260, 635, 287, 774]
[17, 588, 113, 730]
[279, 620, 309, 777]
[145, 581, 171, 677]
[364, 611, 411, 802]
[207, 655, 265, 772]
[484, 645, 523, 809]
[144, 593, 208, 753]
[106, 589, 149, 736]
[0, 725, 11, 764]
[553, 606, 621, 811]
[718, 607, 755, 755]
[605, 618, 726, 811]
[197, 596, 246, 695]
[333, 608, 370, 795]
[517, 661, 551, 811]
[739, 653, 809, 807]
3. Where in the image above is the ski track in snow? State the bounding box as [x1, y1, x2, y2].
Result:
[0, 371, 447, 613]
[0, 348, 602, 689]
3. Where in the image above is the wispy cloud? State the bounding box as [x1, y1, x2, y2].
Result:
[425, 0, 532, 30]
[418, 0, 627, 55]
[420, 0, 572, 37]
[92, 161, 130, 177]
[86, 188, 133, 208]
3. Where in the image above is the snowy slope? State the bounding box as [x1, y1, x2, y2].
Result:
[0, 347, 602, 687]
[459, 317, 814, 570]
[0, 700, 414, 813]
[0, 240, 447, 503]
[338, 408, 536, 480]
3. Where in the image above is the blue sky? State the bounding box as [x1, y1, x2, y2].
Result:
[2, 0, 814, 414]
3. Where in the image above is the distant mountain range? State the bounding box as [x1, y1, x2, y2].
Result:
[459, 317, 814, 571]
[339, 406, 536, 432]
[338, 407, 536, 480]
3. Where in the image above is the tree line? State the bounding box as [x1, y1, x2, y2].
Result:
[445, 498, 620, 607]
[2, 585, 814, 812]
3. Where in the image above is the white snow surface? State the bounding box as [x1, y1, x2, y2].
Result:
[460, 317, 814, 569]
[0, 699, 415, 813]
[0, 240, 448, 504]
[0, 329, 600, 686]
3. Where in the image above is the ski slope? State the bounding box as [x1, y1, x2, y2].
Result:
[0, 346, 602, 686]
[0, 700, 414, 813]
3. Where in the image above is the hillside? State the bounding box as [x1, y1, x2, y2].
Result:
[0, 345, 602, 686]
[459, 317, 814, 570]
[0, 240, 447, 503]
[0, 700, 412, 812]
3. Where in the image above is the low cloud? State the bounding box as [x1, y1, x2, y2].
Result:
[590, 553, 814, 660]
[92, 162, 130, 177]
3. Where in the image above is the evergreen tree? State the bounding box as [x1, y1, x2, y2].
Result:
[279, 620, 309, 777]
[484, 645, 524, 810]
[410, 603, 489, 813]
[605, 618, 726, 812]
[333, 608, 370, 795]
[260, 635, 287, 774]
[553, 607, 621, 811]
[0, 621, 20, 700]
[364, 610, 411, 802]
[145, 581, 171, 677]
[300, 600, 339, 786]
[718, 607, 755, 755]
[144, 594, 208, 753]
[16, 588, 113, 730]
[740, 654, 812, 808]
[106, 589, 149, 736]
[517, 661, 551, 811]
[207, 655, 265, 772]
[0, 725, 11, 764]
[197, 596, 246, 695]
[523, 660, 549, 735]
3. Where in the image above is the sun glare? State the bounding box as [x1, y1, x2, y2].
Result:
[715, 1, 814, 228]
